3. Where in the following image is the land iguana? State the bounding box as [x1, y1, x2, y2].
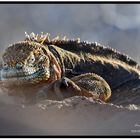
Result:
[0, 32, 140, 105]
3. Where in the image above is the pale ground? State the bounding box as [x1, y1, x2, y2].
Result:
[0, 90, 140, 136]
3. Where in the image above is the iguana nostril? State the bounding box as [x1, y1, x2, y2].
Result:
[3, 63, 8, 70]
[16, 62, 23, 69]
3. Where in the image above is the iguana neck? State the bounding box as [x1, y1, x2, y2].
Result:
[47, 45, 81, 77]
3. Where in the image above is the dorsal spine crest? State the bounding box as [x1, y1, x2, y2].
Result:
[24, 32, 139, 69]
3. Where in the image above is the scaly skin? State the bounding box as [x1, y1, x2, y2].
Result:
[0, 32, 140, 104]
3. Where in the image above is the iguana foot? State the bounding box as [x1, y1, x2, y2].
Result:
[41, 77, 81, 101]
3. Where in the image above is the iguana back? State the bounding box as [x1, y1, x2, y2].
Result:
[25, 33, 139, 69]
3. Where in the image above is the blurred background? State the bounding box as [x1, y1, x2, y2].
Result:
[0, 4, 140, 62]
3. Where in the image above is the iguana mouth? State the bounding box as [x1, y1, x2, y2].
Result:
[1, 68, 50, 79]
[0, 67, 50, 86]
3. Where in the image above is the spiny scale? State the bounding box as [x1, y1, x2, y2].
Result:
[24, 32, 139, 69]
[25, 32, 79, 44]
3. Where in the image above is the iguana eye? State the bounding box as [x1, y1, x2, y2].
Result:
[28, 54, 35, 64]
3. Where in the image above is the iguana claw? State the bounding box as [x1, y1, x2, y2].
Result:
[60, 77, 69, 88]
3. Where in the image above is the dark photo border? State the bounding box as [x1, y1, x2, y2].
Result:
[0, 1, 140, 138]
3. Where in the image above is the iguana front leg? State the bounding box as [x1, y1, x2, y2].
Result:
[71, 73, 111, 102]
[39, 77, 82, 101]
[41, 73, 111, 102]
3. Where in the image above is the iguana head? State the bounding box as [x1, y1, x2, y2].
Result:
[0, 41, 61, 87]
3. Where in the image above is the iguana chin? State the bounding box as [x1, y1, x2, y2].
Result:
[0, 32, 140, 103]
